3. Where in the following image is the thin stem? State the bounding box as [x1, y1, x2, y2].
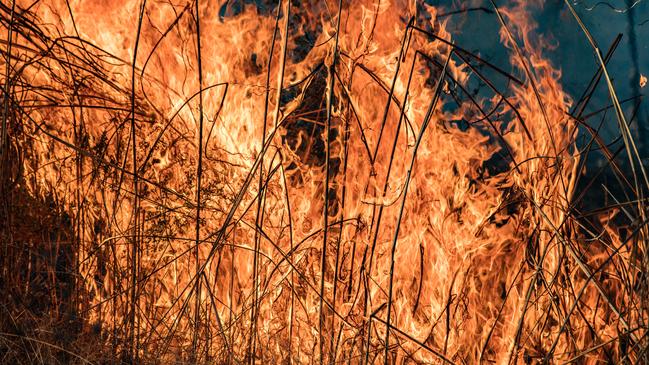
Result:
[383, 49, 453, 364]
[319, 1, 344, 364]
[192, 0, 205, 358]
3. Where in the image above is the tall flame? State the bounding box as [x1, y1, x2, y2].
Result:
[2, 0, 646, 363]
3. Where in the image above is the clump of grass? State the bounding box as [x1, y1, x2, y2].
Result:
[1, 0, 648, 364]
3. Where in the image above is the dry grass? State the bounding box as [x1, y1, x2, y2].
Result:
[1, 0, 648, 364]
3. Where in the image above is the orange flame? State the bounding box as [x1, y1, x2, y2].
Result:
[3, 0, 646, 363]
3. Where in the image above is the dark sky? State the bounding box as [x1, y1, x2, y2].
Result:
[444, 0, 648, 154]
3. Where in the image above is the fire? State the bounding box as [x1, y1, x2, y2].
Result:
[1, 0, 647, 364]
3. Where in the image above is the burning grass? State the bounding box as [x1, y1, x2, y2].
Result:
[1, 0, 648, 364]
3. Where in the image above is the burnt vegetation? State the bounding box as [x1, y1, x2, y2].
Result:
[1, 0, 648, 364]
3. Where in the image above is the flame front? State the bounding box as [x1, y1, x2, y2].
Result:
[2, 0, 646, 363]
